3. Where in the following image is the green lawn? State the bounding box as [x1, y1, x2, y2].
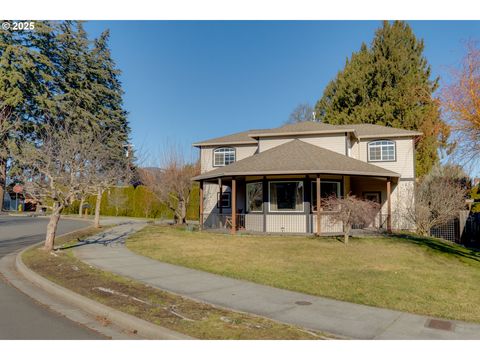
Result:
[127, 225, 480, 323]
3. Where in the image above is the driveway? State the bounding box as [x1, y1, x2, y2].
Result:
[0, 215, 104, 339]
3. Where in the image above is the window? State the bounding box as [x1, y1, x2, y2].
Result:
[311, 180, 341, 211]
[217, 192, 231, 208]
[246, 182, 263, 212]
[368, 140, 395, 162]
[269, 181, 304, 212]
[213, 147, 235, 167]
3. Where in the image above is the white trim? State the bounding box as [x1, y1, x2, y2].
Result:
[268, 180, 304, 213]
[213, 147, 236, 167]
[368, 140, 396, 162]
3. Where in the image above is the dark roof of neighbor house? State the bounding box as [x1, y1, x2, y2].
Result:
[192, 139, 400, 181]
[193, 122, 422, 146]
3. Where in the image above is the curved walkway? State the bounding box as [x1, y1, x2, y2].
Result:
[74, 223, 480, 340]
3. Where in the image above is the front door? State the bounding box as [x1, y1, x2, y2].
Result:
[363, 192, 381, 227]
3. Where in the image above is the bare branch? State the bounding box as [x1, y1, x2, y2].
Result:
[323, 195, 380, 244]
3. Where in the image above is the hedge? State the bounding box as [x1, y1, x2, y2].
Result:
[64, 184, 200, 220]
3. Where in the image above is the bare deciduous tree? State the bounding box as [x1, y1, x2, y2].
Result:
[406, 165, 468, 236]
[286, 103, 316, 124]
[139, 146, 199, 224]
[442, 41, 480, 170]
[323, 195, 380, 244]
[13, 124, 96, 251]
[87, 139, 132, 228]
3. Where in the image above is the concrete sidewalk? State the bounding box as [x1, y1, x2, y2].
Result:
[74, 224, 480, 340]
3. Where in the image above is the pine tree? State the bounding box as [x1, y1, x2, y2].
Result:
[0, 21, 53, 209]
[89, 29, 129, 153]
[88, 29, 131, 228]
[315, 21, 449, 177]
[18, 21, 131, 247]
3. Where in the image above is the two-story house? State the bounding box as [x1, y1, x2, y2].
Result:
[192, 122, 421, 234]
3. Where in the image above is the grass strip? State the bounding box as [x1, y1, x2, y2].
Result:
[22, 228, 332, 340]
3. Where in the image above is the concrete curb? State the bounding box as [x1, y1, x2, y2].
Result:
[16, 243, 194, 340]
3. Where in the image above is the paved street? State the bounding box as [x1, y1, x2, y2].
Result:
[0, 215, 104, 339]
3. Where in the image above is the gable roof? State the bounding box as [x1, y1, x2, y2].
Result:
[333, 124, 422, 139]
[193, 122, 422, 146]
[192, 130, 263, 147]
[193, 139, 399, 181]
[248, 122, 357, 137]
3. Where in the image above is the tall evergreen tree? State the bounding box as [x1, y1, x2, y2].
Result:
[315, 21, 449, 177]
[0, 21, 53, 209]
[15, 21, 131, 249]
[88, 29, 131, 228]
[89, 29, 129, 151]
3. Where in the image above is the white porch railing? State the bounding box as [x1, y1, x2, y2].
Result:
[201, 211, 395, 234]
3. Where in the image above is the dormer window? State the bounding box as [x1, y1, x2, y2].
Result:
[213, 147, 235, 167]
[368, 140, 395, 162]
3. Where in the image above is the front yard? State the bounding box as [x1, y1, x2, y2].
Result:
[127, 225, 480, 323]
[23, 227, 329, 339]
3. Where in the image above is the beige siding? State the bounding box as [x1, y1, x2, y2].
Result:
[312, 214, 343, 233]
[358, 138, 415, 179]
[391, 180, 415, 230]
[258, 134, 346, 155]
[350, 176, 415, 230]
[203, 183, 220, 214]
[200, 145, 257, 173]
[350, 139, 360, 160]
[266, 214, 306, 233]
[244, 214, 264, 232]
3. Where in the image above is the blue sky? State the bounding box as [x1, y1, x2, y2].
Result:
[84, 21, 480, 166]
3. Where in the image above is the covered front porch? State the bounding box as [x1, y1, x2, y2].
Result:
[198, 174, 396, 235]
[193, 139, 400, 235]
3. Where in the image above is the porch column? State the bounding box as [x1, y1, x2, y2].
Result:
[231, 178, 236, 235]
[387, 177, 392, 233]
[218, 178, 222, 214]
[262, 176, 267, 232]
[199, 180, 204, 231]
[304, 176, 311, 233]
[316, 174, 321, 236]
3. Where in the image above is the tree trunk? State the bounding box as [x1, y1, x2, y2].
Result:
[344, 224, 351, 245]
[94, 188, 102, 228]
[44, 202, 63, 251]
[0, 156, 6, 211]
[177, 199, 187, 224]
[79, 197, 85, 217]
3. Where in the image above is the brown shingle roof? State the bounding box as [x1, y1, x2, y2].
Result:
[333, 124, 422, 138]
[193, 139, 399, 181]
[192, 130, 262, 146]
[248, 122, 356, 137]
[193, 122, 422, 146]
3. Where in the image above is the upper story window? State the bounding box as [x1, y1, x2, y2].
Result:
[213, 147, 235, 167]
[368, 140, 395, 162]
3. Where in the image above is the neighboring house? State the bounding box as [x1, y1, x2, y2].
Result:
[2, 189, 25, 211]
[192, 122, 421, 234]
[2, 191, 12, 211]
